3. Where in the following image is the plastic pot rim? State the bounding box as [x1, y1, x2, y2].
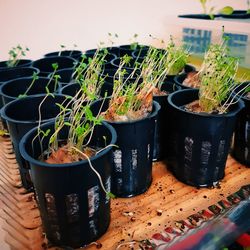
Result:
[19, 120, 117, 169]
[168, 88, 245, 118]
[1, 93, 67, 124]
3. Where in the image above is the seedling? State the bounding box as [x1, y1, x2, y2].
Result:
[198, 37, 249, 114]
[199, 0, 215, 19]
[7, 45, 29, 67]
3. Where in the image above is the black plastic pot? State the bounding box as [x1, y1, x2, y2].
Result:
[60, 83, 81, 97]
[167, 89, 244, 187]
[44, 50, 83, 60]
[32, 56, 77, 77]
[1, 94, 70, 189]
[153, 82, 181, 161]
[178, 14, 219, 19]
[99, 68, 141, 97]
[119, 44, 149, 57]
[0, 66, 40, 115]
[0, 67, 39, 83]
[231, 82, 250, 166]
[111, 57, 143, 72]
[219, 10, 250, 19]
[174, 72, 199, 90]
[91, 99, 160, 197]
[0, 77, 59, 106]
[0, 59, 33, 71]
[19, 120, 117, 248]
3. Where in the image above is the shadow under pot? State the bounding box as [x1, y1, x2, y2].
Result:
[32, 56, 76, 77]
[1, 94, 70, 190]
[153, 82, 181, 161]
[231, 82, 250, 166]
[44, 50, 83, 61]
[0, 59, 33, 71]
[0, 76, 60, 106]
[167, 89, 244, 187]
[19, 120, 117, 248]
[91, 99, 160, 197]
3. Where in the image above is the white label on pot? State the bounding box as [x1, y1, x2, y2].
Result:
[201, 141, 211, 165]
[216, 140, 225, 162]
[131, 149, 138, 170]
[105, 177, 111, 204]
[89, 220, 98, 236]
[88, 186, 100, 218]
[147, 144, 150, 159]
[113, 149, 122, 172]
[184, 137, 193, 162]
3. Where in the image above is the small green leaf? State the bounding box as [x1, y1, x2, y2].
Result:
[247, 9, 250, 14]
[220, 6, 234, 15]
[107, 192, 116, 199]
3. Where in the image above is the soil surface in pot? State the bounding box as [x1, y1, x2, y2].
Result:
[152, 87, 169, 96]
[184, 100, 216, 114]
[183, 71, 201, 88]
[44, 144, 97, 164]
[245, 91, 250, 99]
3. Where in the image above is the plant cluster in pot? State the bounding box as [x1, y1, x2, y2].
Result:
[160, 37, 194, 83]
[91, 55, 160, 197]
[167, 38, 246, 187]
[138, 44, 183, 161]
[19, 53, 117, 247]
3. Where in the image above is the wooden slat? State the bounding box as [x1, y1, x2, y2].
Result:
[0, 135, 249, 250]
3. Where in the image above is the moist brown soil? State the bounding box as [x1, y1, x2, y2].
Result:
[152, 87, 169, 96]
[185, 100, 204, 113]
[45, 144, 96, 164]
[183, 71, 201, 88]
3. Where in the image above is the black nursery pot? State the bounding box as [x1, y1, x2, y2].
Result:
[91, 99, 160, 197]
[231, 82, 250, 166]
[167, 89, 244, 187]
[0, 66, 39, 83]
[19, 121, 117, 248]
[60, 83, 81, 97]
[111, 57, 143, 71]
[153, 82, 181, 161]
[44, 50, 83, 60]
[50, 68, 75, 90]
[1, 94, 69, 190]
[32, 56, 76, 77]
[0, 76, 59, 106]
[0, 59, 33, 71]
[0, 66, 39, 113]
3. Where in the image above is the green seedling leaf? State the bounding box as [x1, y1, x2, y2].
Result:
[220, 6, 234, 15]
[0, 130, 9, 136]
[52, 63, 58, 70]
[247, 9, 250, 14]
[18, 94, 27, 99]
[64, 122, 72, 127]
[107, 192, 116, 199]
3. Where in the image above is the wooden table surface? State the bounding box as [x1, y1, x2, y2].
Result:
[0, 135, 249, 250]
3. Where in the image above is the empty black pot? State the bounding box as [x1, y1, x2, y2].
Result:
[0, 59, 33, 71]
[0, 76, 59, 106]
[91, 99, 160, 197]
[60, 83, 81, 97]
[167, 89, 244, 187]
[32, 56, 77, 77]
[231, 82, 250, 166]
[153, 82, 181, 161]
[44, 50, 83, 60]
[1, 94, 70, 189]
[19, 120, 117, 247]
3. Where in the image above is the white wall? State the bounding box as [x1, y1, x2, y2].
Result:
[0, 0, 247, 60]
